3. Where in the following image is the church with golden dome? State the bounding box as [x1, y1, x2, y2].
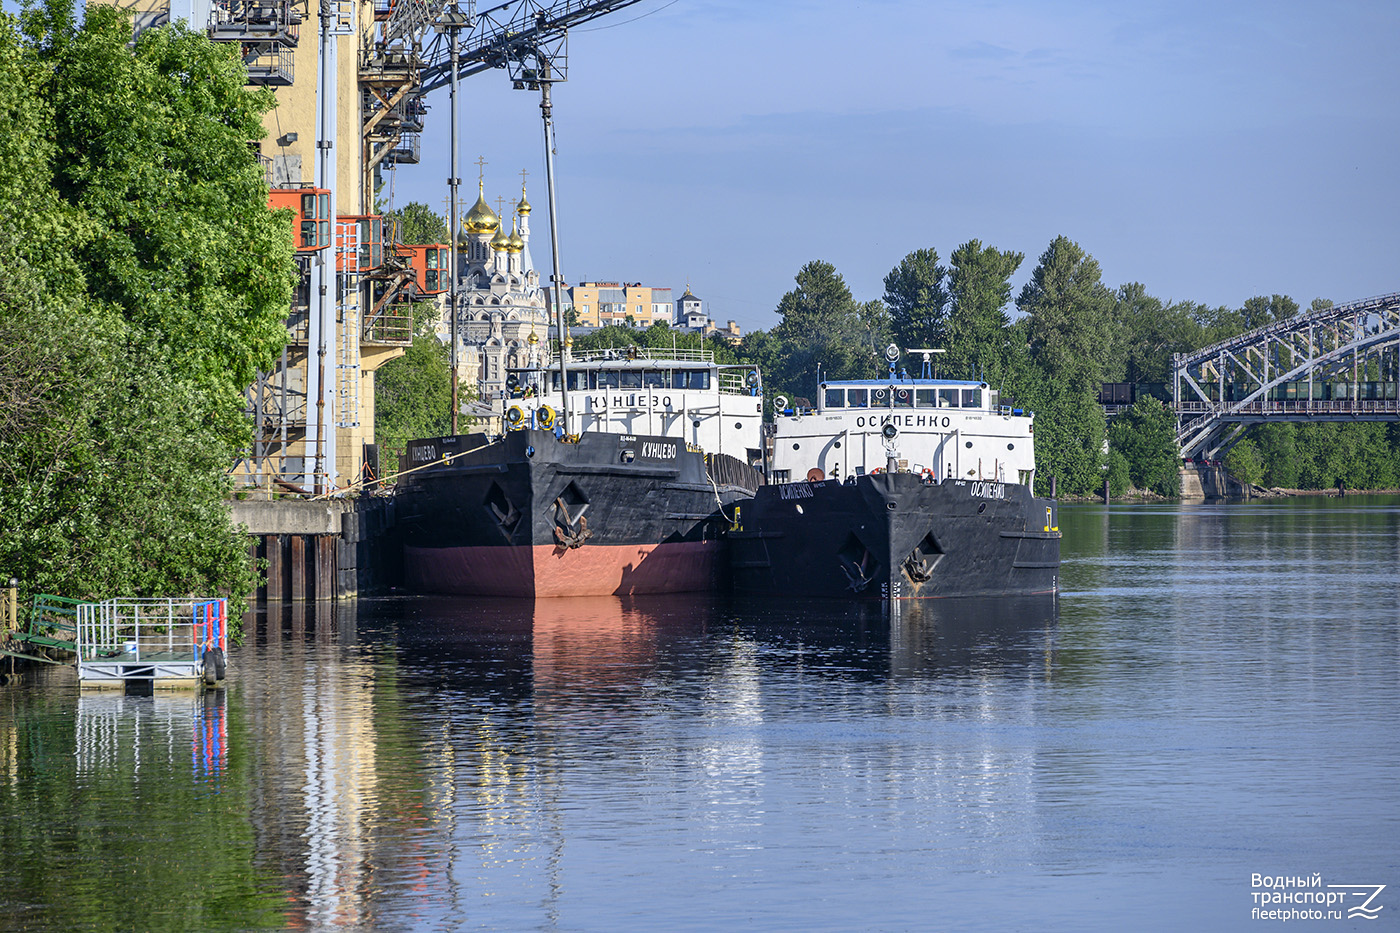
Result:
[446, 178, 552, 413]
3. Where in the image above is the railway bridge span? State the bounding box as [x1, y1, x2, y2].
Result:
[1172, 292, 1400, 460]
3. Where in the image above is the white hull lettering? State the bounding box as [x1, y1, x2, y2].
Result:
[970, 481, 1006, 499]
[640, 442, 677, 459]
[778, 483, 815, 500]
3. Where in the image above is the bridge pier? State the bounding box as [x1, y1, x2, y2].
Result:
[1179, 463, 1231, 500]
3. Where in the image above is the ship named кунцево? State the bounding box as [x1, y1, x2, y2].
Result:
[728, 345, 1061, 601]
[396, 346, 765, 598]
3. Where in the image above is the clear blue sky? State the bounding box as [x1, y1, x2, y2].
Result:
[392, 1, 1400, 331]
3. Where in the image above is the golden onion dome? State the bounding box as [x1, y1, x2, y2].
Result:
[517, 184, 531, 215]
[505, 217, 524, 253]
[489, 221, 511, 251]
[464, 185, 500, 234]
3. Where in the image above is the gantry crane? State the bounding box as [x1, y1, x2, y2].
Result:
[362, 0, 648, 202]
[363, 0, 649, 431]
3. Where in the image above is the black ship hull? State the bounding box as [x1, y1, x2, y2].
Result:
[396, 430, 759, 598]
[728, 472, 1060, 600]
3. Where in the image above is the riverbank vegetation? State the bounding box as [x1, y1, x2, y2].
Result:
[0, 6, 295, 603]
[736, 244, 1400, 498]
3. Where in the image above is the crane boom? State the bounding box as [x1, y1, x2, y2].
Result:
[385, 0, 650, 94]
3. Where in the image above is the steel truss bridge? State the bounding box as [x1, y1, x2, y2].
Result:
[1173, 292, 1400, 459]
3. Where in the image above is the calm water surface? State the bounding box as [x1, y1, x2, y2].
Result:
[1, 498, 1397, 931]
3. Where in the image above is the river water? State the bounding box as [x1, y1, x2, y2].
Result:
[0, 498, 1397, 932]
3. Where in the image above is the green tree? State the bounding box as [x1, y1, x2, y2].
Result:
[1018, 235, 1117, 388]
[1014, 237, 1115, 494]
[1107, 397, 1181, 496]
[45, 10, 293, 417]
[1019, 380, 1109, 497]
[386, 201, 448, 245]
[1239, 294, 1299, 330]
[1105, 449, 1131, 497]
[0, 9, 293, 608]
[882, 248, 947, 352]
[768, 260, 880, 399]
[1226, 438, 1265, 488]
[946, 239, 1023, 383]
[375, 334, 453, 475]
[1112, 284, 1206, 385]
[1252, 423, 1299, 488]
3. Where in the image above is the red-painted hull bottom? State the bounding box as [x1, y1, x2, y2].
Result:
[406, 541, 721, 598]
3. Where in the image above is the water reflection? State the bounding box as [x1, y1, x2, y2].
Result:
[73, 690, 228, 785]
[327, 593, 1063, 929]
[8, 497, 1396, 931]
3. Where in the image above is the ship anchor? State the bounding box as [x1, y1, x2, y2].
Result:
[902, 553, 933, 583]
[552, 497, 593, 549]
[839, 553, 877, 593]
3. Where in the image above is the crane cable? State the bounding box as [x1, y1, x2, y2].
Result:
[308, 439, 494, 499]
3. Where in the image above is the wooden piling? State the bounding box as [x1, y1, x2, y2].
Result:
[266, 535, 284, 601]
[289, 535, 306, 602]
[314, 535, 335, 601]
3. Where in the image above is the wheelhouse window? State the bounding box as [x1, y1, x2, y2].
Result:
[962, 388, 982, 409]
[643, 370, 667, 388]
[893, 387, 914, 408]
[620, 371, 643, 389]
[916, 388, 935, 407]
[847, 388, 868, 408]
[551, 371, 587, 391]
[937, 388, 958, 408]
[824, 387, 846, 408]
[671, 370, 710, 390]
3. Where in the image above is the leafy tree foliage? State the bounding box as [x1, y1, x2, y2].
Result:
[725, 238, 1400, 499]
[1226, 439, 1265, 488]
[1107, 397, 1182, 496]
[882, 248, 947, 352]
[386, 201, 448, 245]
[375, 340, 452, 475]
[1111, 284, 1208, 385]
[1105, 449, 1131, 497]
[766, 261, 886, 399]
[1018, 235, 1117, 389]
[44, 9, 293, 417]
[0, 9, 294, 606]
[946, 239, 1023, 384]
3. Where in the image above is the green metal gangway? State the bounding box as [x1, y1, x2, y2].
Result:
[1, 594, 83, 665]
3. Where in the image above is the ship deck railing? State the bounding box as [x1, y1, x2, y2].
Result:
[75, 598, 227, 687]
[787, 403, 1026, 417]
[570, 346, 715, 364]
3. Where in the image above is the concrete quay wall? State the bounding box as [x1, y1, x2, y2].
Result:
[232, 497, 398, 601]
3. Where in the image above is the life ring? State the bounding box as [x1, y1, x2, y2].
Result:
[505, 405, 525, 427]
[870, 467, 882, 474]
[537, 405, 556, 429]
